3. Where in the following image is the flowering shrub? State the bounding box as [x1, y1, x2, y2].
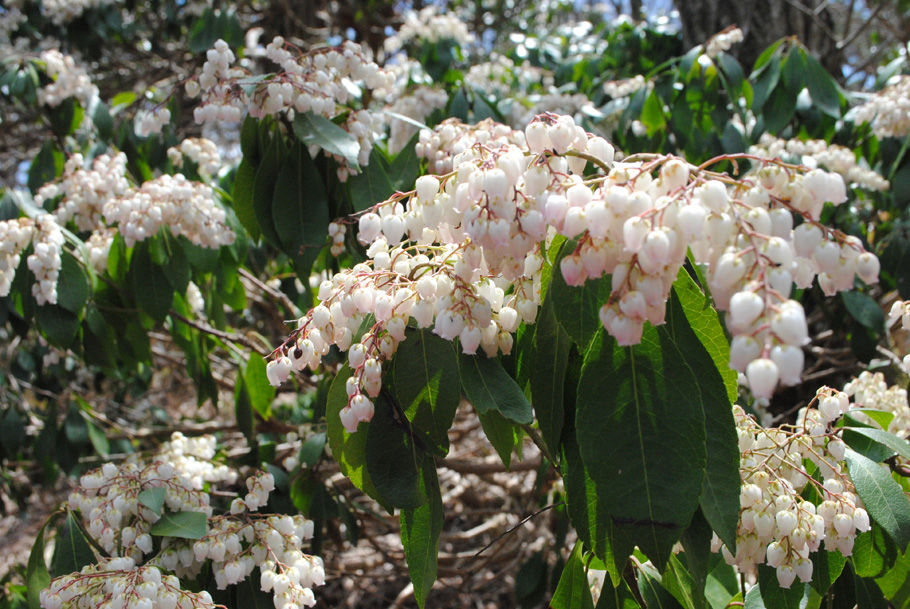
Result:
[2, 3, 910, 609]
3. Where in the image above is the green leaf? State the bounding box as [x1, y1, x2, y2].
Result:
[781, 48, 806, 92]
[56, 251, 89, 314]
[803, 52, 841, 117]
[234, 373, 256, 449]
[51, 512, 95, 576]
[641, 90, 667, 136]
[762, 84, 797, 134]
[810, 550, 845, 595]
[845, 448, 910, 550]
[551, 542, 595, 609]
[392, 329, 460, 455]
[271, 142, 329, 279]
[84, 417, 109, 457]
[704, 557, 739, 609]
[348, 148, 396, 212]
[841, 291, 885, 332]
[595, 579, 641, 609]
[236, 570, 275, 609]
[662, 554, 699, 609]
[138, 487, 166, 516]
[26, 516, 53, 609]
[750, 55, 780, 112]
[292, 112, 360, 170]
[843, 427, 910, 463]
[129, 241, 173, 323]
[637, 561, 683, 609]
[549, 240, 612, 348]
[875, 550, 910, 608]
[457, 353, 533, 425]
[529, 297, 571, 456]
[161, 240, 190, 296]
[149, 511, 208, 539]
[299, 432, 326, 468]
[49, 98, 83, 138]
[677, 509, 713, 609]
[28, 142, 63, 193]
[326, 366, 389, 511]
[252, 131, 284, 248]
[36, 304, 80, 348]
[401, 461, 443, 608]
[576, 325, 706, 571]
[365, 393, 425, 509]
[244, 355, 275, 419]
[476, 408, 517, 469]
[852, 523, 897, 578]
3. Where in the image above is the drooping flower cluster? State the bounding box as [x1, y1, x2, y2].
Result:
[27, 214, 65, 306]
[37, 50, 98, 108]
[188, 38, 394, 179]
[134, 107, 172, 138]
[268, 113, 881, 428]
[0, 217, 35, 297]
[415, 117, 527, 174]
[844, 370, 910, 438]
[383, 7, 474, 54]
[603, 75, 650, 99]
[854, 75, 910, 139]
[102, 173, 234, 248]
[167, 138, 223, 180]
[463, 54, 550, 100]
[718, 389, 871, 588]
[39, 153, 131, 232]
[37, 0, 121, 26]
[385, 86, 449, 155]
[749, 134, 889, 192]
[703, 27, 745, 58]
[40, 559, 219, 609]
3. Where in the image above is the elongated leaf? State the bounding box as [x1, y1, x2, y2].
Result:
[401, 462, 443, 608]
[852, 524, 897, 578]
[129, 241, 172, 323]
[595, 579, 641, 609]
[232, 158, 260, 241]
[365, 393, 425, 509]
[677, 509, 713, 609]
[751, 55, 780, 112]
[392, 329, 460, 455]
[844, 427, 910, 463]
[292, 112, 360, 170]
[549, 240, 612, 348]
[845, 449, 910, 550]
[326, 366, 389, 511]
[27, 516, 53, 609]
[149, 511, 208, 539]
[744, 565, 807, 609]
[576, 325, 706, 572]
[299, 432, 326, 468]
[842, 291, 885, 332]
[457, 353, 533, 425]
[56, 252, 89, 313]
[244, 355, 275, 419]
[637, 561, 683, 609]
[551, 542, 595, 609]
[252, 132, 283, 248]
[348, 148, 395, 212]
[529, 297, 570, 456]
[663, 554, 699, 609]
[803, 52, 841, 117]
[476, 408, 517, 469]
[810, 549, 845, 595]
[51, 512, 96, 576]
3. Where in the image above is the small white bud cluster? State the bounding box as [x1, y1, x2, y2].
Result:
[102, 173, 234, 248]
[134, 107, 172, 138]
[415, 117, 527, 174]
[37, 0, 120, 26]
[703, 27, 744, 58]
[603, 75, 650, 99]
[85, 229, 115, 272]
[332, 109, 376, 182]
[383, 7, 474, 54]
[463, 53, 550, 100]
[167, 138, 223, 180]
[385, 86, 449, 155]
[0, 217, 34, 297]
[327, 221, 346, 256]
[750, 134, 889, 192]
[27, 214, 64, 306]
[40, 559, 217, 609]
[41, 153, 131, 232]
[186, 281, 206, 317]
[269, 112, 880, 426]
[718, 391, 871, 589]
[154, 432, 238, 487]
[844, 371, 910, 438]
[509, 92, 597, 130]
[37, 49, 98, 107]
[854, 75, 910, 139]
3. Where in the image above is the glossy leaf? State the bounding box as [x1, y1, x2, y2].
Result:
[548, 240, 613, 348]
[551, 542, 595, 609]
[401, 462, 443, 608]
[149, 511, 208, 539]
[365, 393, 425, 509]
[457, 353, 533, 425]
[138, 487, 166, 516]
[529, 297, 570, 456]
[292, 112, 360, 170]
[845, 448, 910, 550]
[51, 512, 95, 576]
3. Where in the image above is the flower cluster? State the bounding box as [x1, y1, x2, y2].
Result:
[40, 559, 218, 609]
[38, 50, 98, 108]
[415, 117, 527, 174]
[718, 390, 871, 588]
[188, 38, 394, 179]
[27, 214, 64, 306]
[38, 0, 121, 25]
[0, 217, 34, 298]
[134, 107, 172, 138]
[167, 138, 223, 180]
[749, 134, 889, 192]
[383, 7, 474, 54]
[854, 75, 910, 139]
[603, 75, 650, 99]
[39, 153, 131, 232]
[704, 27, 744, 58]
[268, 112, 881, 429]
[844, 371, 910, 438]
[385, 86, 449, 155]
[463, 54, 550, 100]
[327, 221, 347, 257]
[102, 173, 234, 248]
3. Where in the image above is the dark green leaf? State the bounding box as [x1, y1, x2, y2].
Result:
[365, 393, 425, 509]
[843, 427, 910, 462]
[244, 355, 275, 419]
[803, 52, 841, 117]
[810, 550, 845, 595]
[744, 565, 807, 609]
[762, 85, 797, 133]
[530, 297, 570, 456]
[26, 516, 53, 609]
[252, 132, 284, 248]
[852, 523, 897, 578]
[149, 511, 208, 539]
[401, 461, 443, 609]
[392, 329, 460, 455]
[51, 512, 95, 576]
[28, 142, 63, 194]
[36, 304, 80, 348]
[551, 542, 595, 609]
[845, 448, 910, 550]
[476, 408, 517, 469]
[781, 48, 806, 92]
[292, 112, 360, 170]
[161, 241, 190, 296]
[576, 325, 706, 572]
[233, 159, 260, 241]
[841, 291, 885, 332]
[662, 554, 699, 609]
[234, 373, 256, 448]
[457, 353, 533, 425]
[549, 240, 612, 348]
[56, 251, 89, 313]
[299, 432, 326, 468]
[129, 241, 173, 323]
[637, 561, 683, 609]
[751, 55, 781, 112]
[677, 509, 713, 609]
[138, 487, 166, 516]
